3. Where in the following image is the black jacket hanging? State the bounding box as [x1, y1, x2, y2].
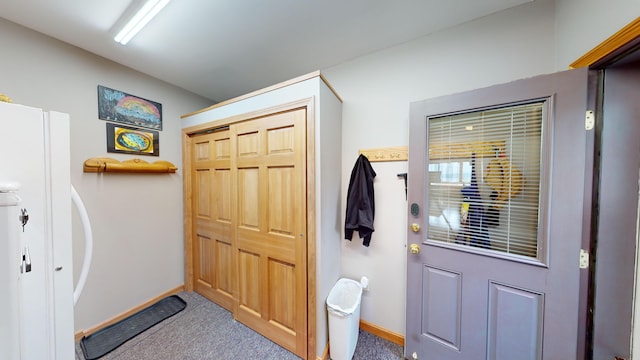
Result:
[345, 154, 376, 246]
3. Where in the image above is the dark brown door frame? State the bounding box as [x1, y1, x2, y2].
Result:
[572, 16, 640, 360]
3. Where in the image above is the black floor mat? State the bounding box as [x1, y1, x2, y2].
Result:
[80, 295, 187, 360]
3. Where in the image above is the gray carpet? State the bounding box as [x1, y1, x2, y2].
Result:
[75, 291, 404, 360]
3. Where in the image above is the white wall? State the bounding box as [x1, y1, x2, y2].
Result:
[0, 18, 212, 331]
[323, 0, 557, 335]
[324, 0, 640, 339]
[555, 0, 640, 70]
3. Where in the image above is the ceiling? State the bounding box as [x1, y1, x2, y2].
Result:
[0, 0, 531, 102]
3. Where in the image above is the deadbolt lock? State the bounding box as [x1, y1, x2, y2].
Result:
[410, 244, 421, 255]
[411, 223, 420, 233]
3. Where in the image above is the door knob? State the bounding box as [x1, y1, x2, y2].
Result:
[410, 243, 421, 254]
[411, 223, 420, 233]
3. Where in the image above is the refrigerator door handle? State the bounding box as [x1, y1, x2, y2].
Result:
[20, 246, 31, 273]
[72, 185, 93, 305]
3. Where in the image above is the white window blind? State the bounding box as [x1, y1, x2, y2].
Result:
[427, 102, 544, 259]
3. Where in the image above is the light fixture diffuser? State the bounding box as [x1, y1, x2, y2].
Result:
[114, 0, 170, 45]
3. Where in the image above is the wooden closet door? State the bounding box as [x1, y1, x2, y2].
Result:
[191, 129, 234, 311]
[231, 108, 307, 357]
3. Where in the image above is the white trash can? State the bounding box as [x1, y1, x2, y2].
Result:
[327, 278, 363, 360]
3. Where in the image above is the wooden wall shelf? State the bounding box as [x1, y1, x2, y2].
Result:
[359, 146, 408, 162]
[83, 157, 177, 173]
[359, 141, 506, 163]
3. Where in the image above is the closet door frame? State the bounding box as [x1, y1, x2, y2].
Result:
[182, 97, 316, 359]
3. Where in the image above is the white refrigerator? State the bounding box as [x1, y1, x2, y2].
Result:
[0, 101, 75, 360]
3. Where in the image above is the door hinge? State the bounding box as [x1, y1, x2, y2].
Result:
[585, 110, 595, 130]
[579, 249, 589, 269]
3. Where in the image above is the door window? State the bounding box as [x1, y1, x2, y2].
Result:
[427, 102, 546, 260]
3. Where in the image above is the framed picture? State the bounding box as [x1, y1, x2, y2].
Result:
[98, 85, 162, 130]
[106, 123, 159, 156]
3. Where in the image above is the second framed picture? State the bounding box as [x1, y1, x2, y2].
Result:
[106, 123, 159, 156]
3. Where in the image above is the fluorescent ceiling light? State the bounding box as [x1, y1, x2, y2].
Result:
[114, 0, 170, 45]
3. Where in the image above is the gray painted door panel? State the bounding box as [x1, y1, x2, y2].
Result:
[406, 68, 590, 360]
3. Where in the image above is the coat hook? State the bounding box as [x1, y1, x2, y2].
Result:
[398, 173, 407, 199]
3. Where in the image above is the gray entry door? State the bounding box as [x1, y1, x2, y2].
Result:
[405, 68, 591, 360]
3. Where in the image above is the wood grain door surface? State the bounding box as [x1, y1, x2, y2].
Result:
[191, 128, 234, 311]
[190, 108, 308, 358]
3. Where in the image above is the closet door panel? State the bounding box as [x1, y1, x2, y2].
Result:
[195, 170, 211, 217]
[237, 168, 260, 229]
[215, 170, 232, 222]
[232, 108, 307, 357]
[196, 235, 214, 286]
[191, 130, 234, 310]
[215, 239, 233, 296]
[237, 249, 262, 315]
[268, 167, 295, 235]
[237, 130, 260, 157]
[269, 258, 296, 331]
